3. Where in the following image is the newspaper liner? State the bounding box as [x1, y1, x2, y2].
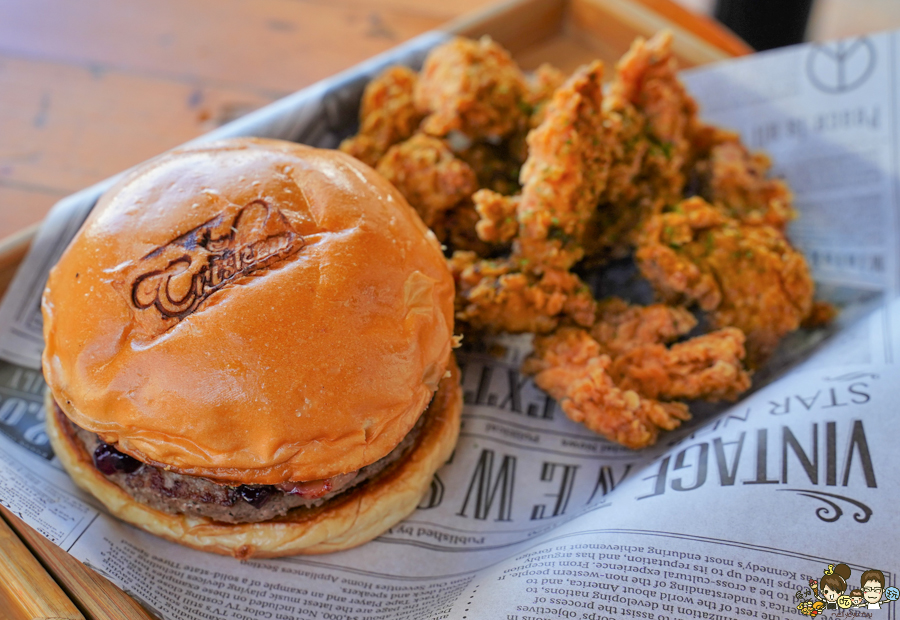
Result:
[0, 30, 898, 620]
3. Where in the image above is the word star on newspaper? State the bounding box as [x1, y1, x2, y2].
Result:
[0, 30, 899, 620]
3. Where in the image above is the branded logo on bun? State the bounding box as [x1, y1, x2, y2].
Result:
[131, 199, 305, 328]
[42, 138, 461, 558]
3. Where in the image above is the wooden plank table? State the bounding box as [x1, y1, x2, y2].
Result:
[0, 0, 749, 617]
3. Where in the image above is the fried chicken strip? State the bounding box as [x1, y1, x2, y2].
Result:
[339, 66, 423, 167]
[691, 126, 794, 230]
[450, 252, 595, 334]
[523, 327, 690, 449]
[609, 32, 697, 159]
[376, 134, 478, 228]
[513, 60, 611, 271]
[636, 196, 814, 366]
[592, 299, 750, 400]
[591, 297, 697, 356]
[473, 189, 519, 244]
[415, 36, 529, 141]
[612, 328, 751, 401]
[583, 31, 700, 261]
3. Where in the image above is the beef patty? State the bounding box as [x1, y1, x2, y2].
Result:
[53, 400, 426, 524]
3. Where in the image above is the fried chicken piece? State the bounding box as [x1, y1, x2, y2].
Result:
[591, 297, 697, 356]
[523, 327, 690, 449]
[588, 298, 749, 401]
[513, 60, 611, 271]
[612, 328, 751, 401]
[523, 299, 751, 447]
[450, 252, 596, 334]
[473, 189, 520, 244]
[583, 31, 700, 261]
[415, 36, 529, 141]
[636, 196, 814, 366]
[636, 199, 725, 311]
[690, 127, 794, 230]
[578, 105, 649, 263]
[609, 32, 697, 156]
[375, 134, 478, 228]
[339, 66, 423, 167]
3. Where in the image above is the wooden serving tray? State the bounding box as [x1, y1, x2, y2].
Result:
[0, 1, 746, 618]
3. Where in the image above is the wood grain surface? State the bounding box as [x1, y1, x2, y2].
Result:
[0, 505, 155, 620]
[0, 507, 84, 620]
[0, 0, 463, 243]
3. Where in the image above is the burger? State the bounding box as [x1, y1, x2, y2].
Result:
[42, 138, 461, 558]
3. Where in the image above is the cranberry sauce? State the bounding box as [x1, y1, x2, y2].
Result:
[93, 443, 143, 475]
[237, 485, 274, 508]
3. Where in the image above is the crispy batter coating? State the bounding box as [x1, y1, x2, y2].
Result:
[583, 32, 700, 261]
[523, 297, 751, 447]
[339, 66, 423, 167]
[473, 189, 519, 244]
[415, 36, 529, 141]
[523, 327, 690, 449]
[514, 60, 611, 271]
[375, 134, 478, 228]
[592, 299, 750, 401]
[590, 297, 697, 356]
[612, 327, 751, 401]
[635, 199, 725, 311]
[691, 127, 794, 229]
[609, 32, 697, 152]
[450, 252, 596, 334]
[637, 196, 814, 365]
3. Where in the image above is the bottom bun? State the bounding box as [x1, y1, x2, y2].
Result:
[47, 358, 462, 558]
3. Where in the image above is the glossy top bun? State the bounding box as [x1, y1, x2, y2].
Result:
[42, 138, 455, 485]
